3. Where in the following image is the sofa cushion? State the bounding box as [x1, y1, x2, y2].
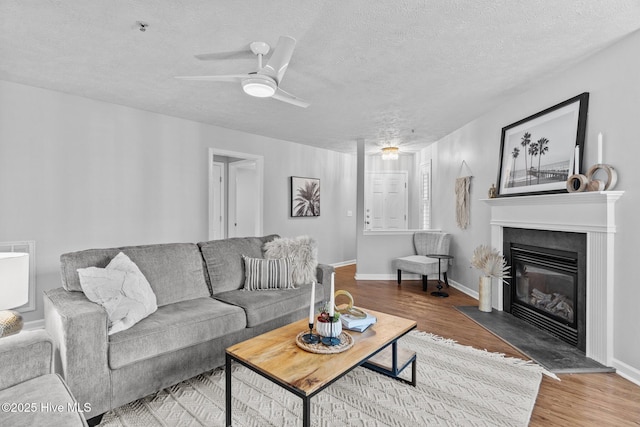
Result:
[263, 235, 318, 285]
[78, 252, 157, 335]
[108, 297, 246, 369]
[242, 255, 294, 291]
[198, 235, 278, 294]
[60, 243, 209, 307]
[214, 282, 324, 327]
[0, 374, 88, 427]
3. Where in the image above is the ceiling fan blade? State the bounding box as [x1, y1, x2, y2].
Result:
[271, 87, 309, 108]
[194, 50, 252, 61]
[262, 36, 296, 84]
[174, 74, 248, 82]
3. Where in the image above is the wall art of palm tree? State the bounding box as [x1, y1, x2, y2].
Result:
[496, 92, 589, 197]
[291, 176, 320, 217]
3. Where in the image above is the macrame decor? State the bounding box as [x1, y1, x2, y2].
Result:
[455, 176, 471, 229]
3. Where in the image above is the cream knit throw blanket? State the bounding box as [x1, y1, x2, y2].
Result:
[455, 176, 471, 229]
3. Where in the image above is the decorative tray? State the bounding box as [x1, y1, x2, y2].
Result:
[295, 331, 354, 354]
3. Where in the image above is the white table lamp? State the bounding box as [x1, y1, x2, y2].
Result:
[0, 252, 29, 338]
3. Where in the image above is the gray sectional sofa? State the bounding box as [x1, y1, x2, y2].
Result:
[44, 235, 331, 421]
[0, 330, 88, 427]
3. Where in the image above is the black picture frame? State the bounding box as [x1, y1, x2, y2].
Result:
[290, 176, 320, 217]
[496, 93, 589, 197]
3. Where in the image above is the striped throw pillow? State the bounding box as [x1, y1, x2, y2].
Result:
[242, 255, 294, 291]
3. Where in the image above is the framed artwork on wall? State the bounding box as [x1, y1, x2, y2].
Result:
[496, 92, 589, 197]
[290, 176, 320, 217]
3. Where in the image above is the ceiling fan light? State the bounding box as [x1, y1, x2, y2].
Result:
[381, 146, 399, 160]
[242, 78, 276, 98]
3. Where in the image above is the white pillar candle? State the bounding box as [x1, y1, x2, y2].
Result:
[308, 281, 315, 324]
[574, 145, 580, 174]
[329, 272, 335, 317]
[597, 133, 603, 164]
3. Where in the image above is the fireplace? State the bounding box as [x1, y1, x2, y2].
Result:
[484, 191, 623, 366]
[503, 228, 586, 351]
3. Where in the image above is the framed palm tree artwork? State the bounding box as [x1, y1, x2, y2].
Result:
[291, 176, 320, 217]
[496, 92, 589, 197]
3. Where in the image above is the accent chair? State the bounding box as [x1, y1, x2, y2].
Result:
[392, 232, 452, 291]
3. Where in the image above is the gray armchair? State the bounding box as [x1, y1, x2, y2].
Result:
[0, 330, 88, 427]
[392, 232, 452, 291]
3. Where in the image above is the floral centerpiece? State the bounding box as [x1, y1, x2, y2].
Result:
[471, 245, 510, 312]
[315, 302, 341, 338]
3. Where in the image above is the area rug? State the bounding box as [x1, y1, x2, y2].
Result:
[99, 331, 548, 427]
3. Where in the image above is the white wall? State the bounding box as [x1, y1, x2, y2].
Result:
[0, 80, 357, 323]
[430, 31, 640, 381]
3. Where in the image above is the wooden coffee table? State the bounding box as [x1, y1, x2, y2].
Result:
[225, 308, 417, 426]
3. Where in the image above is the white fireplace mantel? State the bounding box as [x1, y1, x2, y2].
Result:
[483, 191, 624, 366]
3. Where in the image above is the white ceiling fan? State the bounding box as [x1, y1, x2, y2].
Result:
[176, 36, 309, 108]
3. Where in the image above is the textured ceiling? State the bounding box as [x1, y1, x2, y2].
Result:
[2, 1, 640, 153]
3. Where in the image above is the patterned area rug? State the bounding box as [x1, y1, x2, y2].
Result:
[100, 331, 548, 427]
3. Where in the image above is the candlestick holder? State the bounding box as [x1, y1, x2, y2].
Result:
[301, 322, 319, 344]
[321, 316, 340, 346]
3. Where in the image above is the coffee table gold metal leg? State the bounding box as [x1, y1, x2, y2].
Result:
[226, 354, 232, 427]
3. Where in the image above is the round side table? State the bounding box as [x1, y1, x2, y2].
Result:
[426, 254, 453, 298]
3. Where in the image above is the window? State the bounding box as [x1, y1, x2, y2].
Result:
[420, 161, 431, 230]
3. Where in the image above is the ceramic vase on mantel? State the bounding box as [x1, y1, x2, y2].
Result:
[478, 276, 493, 312]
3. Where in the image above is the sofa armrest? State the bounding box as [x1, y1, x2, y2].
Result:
[0, 330, 53, 390]
[316, 263, 335, 286]
[44, 287, 111, 418]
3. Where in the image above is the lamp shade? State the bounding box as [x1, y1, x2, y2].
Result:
[0, 253, 29, 310]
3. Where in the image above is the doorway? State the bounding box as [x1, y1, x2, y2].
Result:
[208, 148, 264, 239]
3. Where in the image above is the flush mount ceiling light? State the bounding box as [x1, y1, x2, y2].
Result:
[381, 146, 399, 160]
[241, 75, 277, 98]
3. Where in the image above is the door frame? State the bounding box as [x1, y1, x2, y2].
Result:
[210, 161, 225, 239]
[208, 148, 264, 240]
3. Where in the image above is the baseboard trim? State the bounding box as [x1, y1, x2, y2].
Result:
[331, 259, 356, 268]
[23, 319, 44, 330]
[447, 279, 478, 299]
[353, 274, 481, 300]
[612, 358, 640, 386]
[355, 273, 420, 281]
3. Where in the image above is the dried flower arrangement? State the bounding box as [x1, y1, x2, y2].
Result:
[317, 301, 340, 323]
[471, 245, 510, 282]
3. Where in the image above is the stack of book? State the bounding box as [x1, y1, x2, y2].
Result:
[340, 310, 377, 332]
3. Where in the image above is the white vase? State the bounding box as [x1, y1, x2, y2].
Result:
[315, 319, 342, 338]
[478, 276, 493, 312]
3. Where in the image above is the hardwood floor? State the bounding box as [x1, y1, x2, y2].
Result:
[335, 264, 640, 426]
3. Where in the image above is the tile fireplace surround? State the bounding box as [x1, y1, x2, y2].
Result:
[484, 191, 624, 366]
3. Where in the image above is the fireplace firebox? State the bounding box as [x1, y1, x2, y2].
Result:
[503, 228, 586, 352]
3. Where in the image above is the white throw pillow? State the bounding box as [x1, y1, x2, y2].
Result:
[263, 235, 318, 285]
[78, 252, 157, 335]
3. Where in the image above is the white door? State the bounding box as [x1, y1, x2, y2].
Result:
[365, 172, 408, 230]
[229, 160, 259, 237]
[210, 161, 225, 239]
